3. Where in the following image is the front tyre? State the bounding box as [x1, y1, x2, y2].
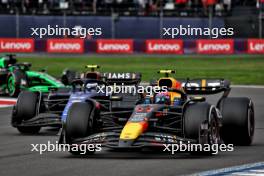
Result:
[12, 91, 41, 134]
[65, 102, 96, 155]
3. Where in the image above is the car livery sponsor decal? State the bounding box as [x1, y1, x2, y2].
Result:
[103, 72, 137, 79]
[96, 39, 133, 53]
[129, 112, 147, 122]
[47, 39, 84, 53]
[146, 39, 183, 54]
[196, 39, 234, 54]
[247, 39, 264, 54]
[0, 38, 34, 53]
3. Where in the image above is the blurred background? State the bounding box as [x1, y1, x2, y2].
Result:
[0, 0, 263, 39]
[0, 1, 263, 84]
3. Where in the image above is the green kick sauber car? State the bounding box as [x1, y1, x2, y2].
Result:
[0, 55, 66, 97]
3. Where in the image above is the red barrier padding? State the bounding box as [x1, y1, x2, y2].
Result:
[146, 39, 183, 54]
[247, 39, 264, 54]
[0, 38, 34, 53]
[96, 39, 133, 54]
[47, 39, 84, 53]
[196, 39, 234, 54]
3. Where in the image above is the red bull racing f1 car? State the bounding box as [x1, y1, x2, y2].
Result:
[59, 70, 255, 155]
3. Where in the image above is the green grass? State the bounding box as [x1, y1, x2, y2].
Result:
[18, 55, 264, 85]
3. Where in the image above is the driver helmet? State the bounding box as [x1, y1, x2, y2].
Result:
[154, 92, 171, 105]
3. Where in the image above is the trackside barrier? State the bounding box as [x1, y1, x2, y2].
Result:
[0, 38, 263, 55]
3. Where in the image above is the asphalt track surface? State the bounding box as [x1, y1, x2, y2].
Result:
[0, 87, 263, 176]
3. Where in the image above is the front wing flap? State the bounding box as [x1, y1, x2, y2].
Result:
[70, 132, 197, 149]
[12, 113, 62, 127]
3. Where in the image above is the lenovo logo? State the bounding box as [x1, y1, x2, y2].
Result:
[146, 40, 183, 54]
[1, 42, 31, 50]
[0, 38, 34, 52]
[98, 43, 131, 51]
[47, 39, 84, 53]
[198, 44, 231, 51]
[248, 39, 264, 54]
[97, 40, 133, 53]
[49, 42, 81, 50]
[149, 44, 180, 51]
[197, 40, 234, 54]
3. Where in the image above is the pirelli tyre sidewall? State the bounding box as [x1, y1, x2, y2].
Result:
[12, 91, 41, 134]
[219, 97, 255, 146]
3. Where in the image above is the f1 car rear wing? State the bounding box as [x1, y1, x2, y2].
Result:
[180, 78, 231, 96]
[103, 72, 141, 85]
[85, 65, 100, 72]
[155, 70, 230, 96]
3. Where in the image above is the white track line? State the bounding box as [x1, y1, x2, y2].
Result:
[0, 98, 17, 101]
[189, 162, 264, 176]
[232, 85, 264, 89]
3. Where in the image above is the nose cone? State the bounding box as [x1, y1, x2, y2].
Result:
[120, 122, 145, 140]
[119, 122, 148, 147]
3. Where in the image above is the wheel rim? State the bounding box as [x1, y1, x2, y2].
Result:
[209, 114, 220, 144]
[7, 76, 15, 95]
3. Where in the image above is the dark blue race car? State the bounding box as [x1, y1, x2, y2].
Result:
[11, 72, 142, 134]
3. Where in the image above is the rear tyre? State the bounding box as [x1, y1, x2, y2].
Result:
[65, 102, 96, 155]
[12, 91, 41, 134]
[219, 97, 254, 146]
[184, 102, 220, 155]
